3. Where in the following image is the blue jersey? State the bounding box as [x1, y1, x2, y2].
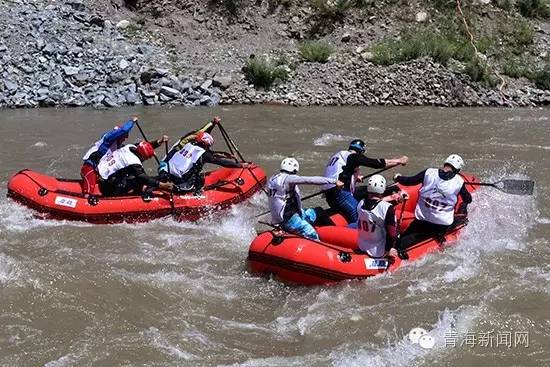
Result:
[83, 119, 135, 167]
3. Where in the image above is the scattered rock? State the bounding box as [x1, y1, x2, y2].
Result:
[415, 11, 428, 23]
[116, 20, 130, 29]
[160, 85, 181, 99]
[341, 33, 351, 42]
[200, 79, 213, 91]
[63, 66, 80, 76]
[119, 59, 130, 70]
[212, 76, 232, 90]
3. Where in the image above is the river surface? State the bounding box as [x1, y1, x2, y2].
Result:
[0, 106, 549, 367]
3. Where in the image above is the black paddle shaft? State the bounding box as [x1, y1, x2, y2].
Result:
[218, 123, 268, 196]
[135, 120, 161, 165]
[465, 179, 535, 195]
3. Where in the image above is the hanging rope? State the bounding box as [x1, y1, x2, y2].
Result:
[455, 0, 508, 101]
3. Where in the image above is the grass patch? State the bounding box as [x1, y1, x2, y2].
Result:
[517, 0, 550, 18]
[369, 30, 474, 66]
[242, 56, 289, 89]
[298, 41, 334, 63]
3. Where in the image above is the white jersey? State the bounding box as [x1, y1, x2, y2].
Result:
[82, 137, 116, 161]
[166, 143, 205, 178]
[415, 168, 464, 225]
[323, 151, 351, 190]
[267, 172, 301, 224]
[357, 200, 392, 257]
[97, 145, 142, 180]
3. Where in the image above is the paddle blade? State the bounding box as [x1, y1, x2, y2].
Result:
[497, 179, 535, 195]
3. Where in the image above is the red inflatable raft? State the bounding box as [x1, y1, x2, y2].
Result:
[7, 165, 266, 223]
[248, 174, 479, 285]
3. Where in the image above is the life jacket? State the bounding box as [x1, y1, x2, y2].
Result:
[323, 150, 359, 193]
[415, 168, 464, 225]
[97, 145, 142, 180]
[357, 199, 392, 257]
[164, 142, 206, 179]
[82, 137, 118, 167]
[267, 172, 301, 224]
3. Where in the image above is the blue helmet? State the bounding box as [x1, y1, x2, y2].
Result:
[349, 139, 366, 153]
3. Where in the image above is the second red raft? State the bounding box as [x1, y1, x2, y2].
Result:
[248, 174, 479, 285]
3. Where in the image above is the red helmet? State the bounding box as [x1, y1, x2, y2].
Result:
[195, 131, 214, 147]
[136, 141, 155, 160]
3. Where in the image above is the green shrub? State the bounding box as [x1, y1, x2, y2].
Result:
[298, 41, 334, 63]
[495, 0, 515, 10]
[501, 57, 534, 79]
[532, 66, 550, 90]
[511, 19, 535, 47]
[517, 0, 550, 18]
[465, 57, 497, 86]
[242, 56, 289, 89]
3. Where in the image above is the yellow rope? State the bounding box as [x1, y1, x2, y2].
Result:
[455, 0, 507, 99]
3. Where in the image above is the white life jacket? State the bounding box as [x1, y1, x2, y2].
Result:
[97, 145, 142, 180]
[267, 172, 301, 224]
[82, 136, 117, 161]
[166, 142, 206, 178]
[357, 199, 392, 257]
[323, 150, 359, 192]
[415, 168, 464, 225]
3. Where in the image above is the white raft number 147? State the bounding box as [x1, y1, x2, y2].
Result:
[54, 196, 78, 208]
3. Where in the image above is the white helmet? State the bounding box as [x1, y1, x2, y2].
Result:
[280, 157, 299, 174]
[367, 174, 386, 194]
[444, 154, 464, 171]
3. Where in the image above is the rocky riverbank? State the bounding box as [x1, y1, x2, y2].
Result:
[1, 0, 549, 108]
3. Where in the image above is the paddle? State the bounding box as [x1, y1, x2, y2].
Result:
[254, 163, 402, 218]
[218, 122, 268, 195]
[134, 119, 161, 165]
[464, 179, 534, 195]
[257, 221, 352, 254]
[164, 141, 177, 219]
[395, 198, 409, 260]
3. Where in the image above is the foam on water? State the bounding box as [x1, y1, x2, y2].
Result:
[313, 133, 354, 146]
[144, 327, 196, 360]
[0, 191, 93, 232]
[43, 354, 79, 367]
[32, 141, 47, 147]
[331, 306, 482, 367]
[0, 253, 21, 286]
